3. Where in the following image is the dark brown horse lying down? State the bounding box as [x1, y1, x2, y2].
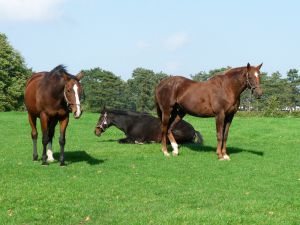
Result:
[94, 109, 203, 144]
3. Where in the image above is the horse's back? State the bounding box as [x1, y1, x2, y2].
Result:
[155, 76, 195, 104]
[156, 76, 194, 91]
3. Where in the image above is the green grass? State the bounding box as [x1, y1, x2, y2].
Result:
[0, 112, 299, 225]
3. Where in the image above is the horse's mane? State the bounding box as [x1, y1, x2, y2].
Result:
[224, 67, 247, 76]
[49, 65, 76, 79]
[104, 109, 151, 117]
[209, 66, 247, 81]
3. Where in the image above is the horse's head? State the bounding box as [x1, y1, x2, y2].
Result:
[63, 71, 85, 119]
[246, 63, 263, 99]
[95, 109, 112, 136]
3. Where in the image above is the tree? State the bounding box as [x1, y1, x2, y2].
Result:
[191, 67, 230, 81]
[286, 69, 300, 111]
[0, 33, 31, 111]
[81, 68, 127, 112]
[127, 68, 168, 111]
[287, 69, 299, 83]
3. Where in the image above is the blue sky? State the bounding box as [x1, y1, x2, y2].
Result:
[0, 0, 299, 79]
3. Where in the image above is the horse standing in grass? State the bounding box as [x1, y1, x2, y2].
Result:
[24, 65, 84, 166]
[155, 63, 263, 160]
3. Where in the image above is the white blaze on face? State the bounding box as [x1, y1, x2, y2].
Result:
[73, 84, 81, 117]
[254, 72, 259, 78]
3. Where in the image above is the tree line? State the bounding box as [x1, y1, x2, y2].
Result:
[1, 33, 299, 115]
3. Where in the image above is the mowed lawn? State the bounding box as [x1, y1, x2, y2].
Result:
[0, 112, 299, 225]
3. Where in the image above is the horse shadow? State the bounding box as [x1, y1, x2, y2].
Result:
[181, 143, 264, 157]
[53, 150, 106, 165]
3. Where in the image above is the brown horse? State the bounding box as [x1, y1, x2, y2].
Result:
[155, 63, 263, 160]
[24, 65, 84, 166]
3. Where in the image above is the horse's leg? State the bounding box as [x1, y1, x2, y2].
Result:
[28, 114, 38, 161]
[215, 112, 225, 160]
[168, 111, 186, 156]
[58, 116, 69, 166]
[161, 111, 171, 157]
[221, 114, 234, 160]
[47, 118, 58, 162]
[40, 112, 49, 165]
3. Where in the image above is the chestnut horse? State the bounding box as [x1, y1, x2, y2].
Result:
[155, 63, 263, 160]
[24, 65, 84, 166]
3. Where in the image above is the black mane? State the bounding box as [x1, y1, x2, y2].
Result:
[48, 65, 75, 79]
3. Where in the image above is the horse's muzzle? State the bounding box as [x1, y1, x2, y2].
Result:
[253, 88, 263, 99]
[94, 127, 102, 136]
[73, 108, 83, 119]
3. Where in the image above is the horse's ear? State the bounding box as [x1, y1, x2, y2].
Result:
[257, 63, 263, 70]
[76, 71, 85, 80]
[247, 63, 251, 71]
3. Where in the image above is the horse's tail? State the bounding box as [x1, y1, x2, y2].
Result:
[193, 130, 203, 144]
[154, 87, 162, 120]
[155, 97, 162, 120]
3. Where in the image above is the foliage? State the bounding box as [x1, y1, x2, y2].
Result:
[0, 33, 31, 111]
[1, 112, 299, 224]
[81, 67, 167, 112]
[191, 67, 230, 81]
[1, 32, 300, 116]
[127, 68, 168, 111]
[81, 68, 127, 112]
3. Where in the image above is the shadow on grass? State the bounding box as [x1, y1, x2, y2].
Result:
[182, 143, 264, 157]
[53, 150, 106, 165]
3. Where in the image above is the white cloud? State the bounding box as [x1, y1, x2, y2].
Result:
[164, 32, 188, 51]
[0, 0, 66, 22]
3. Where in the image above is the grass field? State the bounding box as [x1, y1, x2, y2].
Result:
[0, 112, 299, 225]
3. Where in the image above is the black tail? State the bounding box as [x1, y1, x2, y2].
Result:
[155, 95, 162, 120]
[193, 130, 203, 144]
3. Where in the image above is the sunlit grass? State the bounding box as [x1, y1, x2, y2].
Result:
[0, 112, 299, 225]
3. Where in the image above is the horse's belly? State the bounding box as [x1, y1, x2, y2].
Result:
[179, 89, 215, 117]
[181, 101, 214, 117]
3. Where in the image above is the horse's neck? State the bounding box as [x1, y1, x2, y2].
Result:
[41, 75, 65, 98]
[111, 114, 133, 133]
[227, 73, 248, 97]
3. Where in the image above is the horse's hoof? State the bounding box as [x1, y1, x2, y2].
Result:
[60, 162, 66, 167]
[218, 155, 230, 161]
[41, 161, 49, 166]
[172, 151, 179, 157]
[47, 150, 54, 162]
[47, 156, 55, 163]
[33, 156, 38, 161]
[163, 152, 170, 157]
[223, 154, 231, 160]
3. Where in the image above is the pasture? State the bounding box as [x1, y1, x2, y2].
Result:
[0, 112, 299, 225]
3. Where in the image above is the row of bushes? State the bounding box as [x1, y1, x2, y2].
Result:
[236, 111, 300, 118]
